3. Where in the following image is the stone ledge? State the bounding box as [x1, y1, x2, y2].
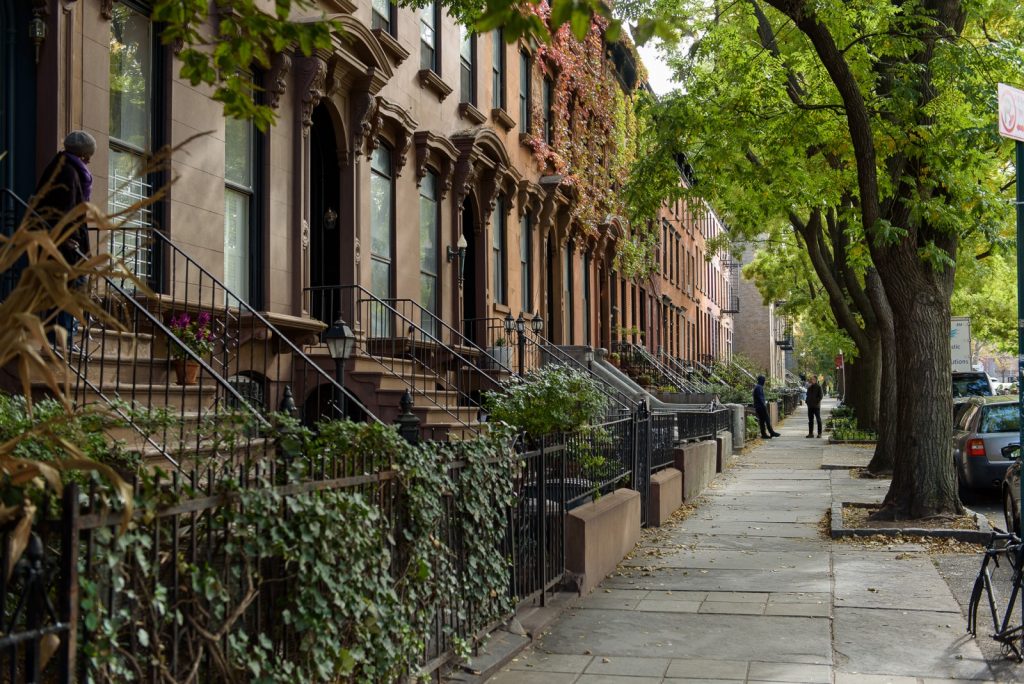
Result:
[565, 488, 641, 596]
[830, 501, 993, 543]
[649, 468, 682, 527]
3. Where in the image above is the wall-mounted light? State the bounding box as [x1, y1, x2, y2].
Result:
[29, 11, 46, 65]
[447, 234, 468, 288]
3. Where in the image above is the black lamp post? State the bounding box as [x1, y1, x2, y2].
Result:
[324, 317, 355, 419]
[503, 313, 516, 374]
[447, 234, 469, 288]
[515, 312, 527, 376]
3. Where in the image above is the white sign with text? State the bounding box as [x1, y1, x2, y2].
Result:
[951, 316, 972, 372]
[999, 83, 1024, 142]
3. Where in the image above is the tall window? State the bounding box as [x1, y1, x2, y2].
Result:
[492, 196, 507, 304]
[420, 0, 439, 72]
[109, 4, 155, 282]
[519, 50, 531, 132]
[542, 76, 553, 144]
[583, 252, 591, 345]
[459, 26, 475, 104]
[370, 145, 394, 335]
[520, 214, 532, 312]
[224, 112, 255, 305]
[419, 171, 440, 337]
[372, 0, 394, 34]
[562, 241, 574, 343]
[491, 30, 505, 110]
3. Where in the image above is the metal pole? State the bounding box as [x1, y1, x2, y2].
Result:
[1016, 140, 1023, 536]
[335, 359, 347, 420]
[518, 330, 526, 377]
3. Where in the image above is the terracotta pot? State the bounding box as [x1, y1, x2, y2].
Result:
[174, 359, 200, 386]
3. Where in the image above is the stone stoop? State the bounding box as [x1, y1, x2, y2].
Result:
[674, 440, 717, 502]
[648, 467, 682, 527]
[564, 488, 641, 596]
[715, 430, 733, 472]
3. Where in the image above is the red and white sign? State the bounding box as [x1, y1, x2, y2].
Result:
[998, 83, 1024, 142]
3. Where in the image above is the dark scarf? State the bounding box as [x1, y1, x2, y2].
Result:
[64, 151, 93, 201]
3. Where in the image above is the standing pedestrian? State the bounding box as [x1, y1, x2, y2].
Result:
[805, 374, 823, 438]
[33, 130, 95, 353]
[753, 375, 781, 439]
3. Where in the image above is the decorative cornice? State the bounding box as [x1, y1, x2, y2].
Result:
[459, 102, 487, 125]
[417, 69, 453, 102]
[374, 97, 418, 175]
[414, 131, 459, 199]
[491, 108, 516, 132]
[372, 28, 410, 67]
[295, 55, 328, 137]
[351, 91, 379, 159]
[517, 179, 542, 219]
[266, 52, 292, 110]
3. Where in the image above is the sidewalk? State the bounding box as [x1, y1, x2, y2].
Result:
[484, 400, 1009, 684]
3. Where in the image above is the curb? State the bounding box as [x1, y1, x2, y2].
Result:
[827, 439, 878, 445]
[830, 501, 993, 544]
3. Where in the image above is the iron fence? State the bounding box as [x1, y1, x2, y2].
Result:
[563, 417, 635, 511]
[650, 411, 678, 473]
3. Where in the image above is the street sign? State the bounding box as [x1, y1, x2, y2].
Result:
[998, 83, 1024, 142]
[950, 317, 972, 372]
[834, 354, 843, 370]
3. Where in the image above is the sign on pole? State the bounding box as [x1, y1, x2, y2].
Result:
[999, 83, 1024, 534]
[950, 316, 972, 372]
[999, 83, 1024, 142]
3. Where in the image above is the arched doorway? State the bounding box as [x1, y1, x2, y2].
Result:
[309, 104, 342, 324]
[1, 2, 37, 298]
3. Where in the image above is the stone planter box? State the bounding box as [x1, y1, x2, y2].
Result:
[830, 501, 991, 543]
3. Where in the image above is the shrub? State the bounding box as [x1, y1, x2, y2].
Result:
[483, 365, 607, 437]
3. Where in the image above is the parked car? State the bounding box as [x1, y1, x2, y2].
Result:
[952, 371, 994, 398]
[952, 396, 1019, 493]
[1002, 445, 1020, 533]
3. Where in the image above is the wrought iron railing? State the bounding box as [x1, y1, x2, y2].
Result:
[660, 353, 713, 393]
[306, 285, 512, 436]
[612, 341, 700, 393]
[4, 189, 377, 468]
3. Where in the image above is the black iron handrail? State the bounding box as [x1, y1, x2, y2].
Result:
[307, 284, 507, 436]
[660, 353, 713, 393]
[402, 304, 517, 377]
[613, 341, 700, 393]
[524, 329, 631, 415]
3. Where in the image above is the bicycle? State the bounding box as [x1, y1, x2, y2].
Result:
[968, 528, 1024, 661]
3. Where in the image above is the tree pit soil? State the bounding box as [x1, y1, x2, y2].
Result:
[842, 503, 979, 531]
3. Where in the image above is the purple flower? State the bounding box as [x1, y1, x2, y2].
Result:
[197, 311, 212, 327]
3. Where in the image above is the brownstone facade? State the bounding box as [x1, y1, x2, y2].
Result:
[4, 0, 735, 419]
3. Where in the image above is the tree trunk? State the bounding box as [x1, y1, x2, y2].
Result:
[841, 348, 880, 432]
[865, 269, 897, 474]
[874, 278, 962, 519]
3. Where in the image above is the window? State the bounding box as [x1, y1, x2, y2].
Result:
[224, 112, 256, 305]
[519, 50, 532, 133]
[542, 76, 553, 144]
[492, 196, 507, 304]
[419, 171, 440, 337]
[520, 213, 532, 312]
[370, 144, 394, 335]
[420, 0, 439, 72]
[562, 241, 574, 343]
[491, 30, 505, 110]
[583, 252, 591, 345]
[109, 3, 156, 283]
[372, 0, 394, 35]
[459, 26, 475, 104]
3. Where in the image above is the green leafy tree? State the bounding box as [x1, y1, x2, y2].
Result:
[620, 0, 1023, 518]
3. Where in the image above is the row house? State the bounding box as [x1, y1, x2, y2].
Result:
[1, 0, 732, 441]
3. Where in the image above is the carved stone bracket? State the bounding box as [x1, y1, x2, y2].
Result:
[351, 91, 379, 160]
[414, 131, 458, 199]
[266, 52, 292, 110]
[100, 0, 113, 19]
[517, 179, 542, 220]
[295, 55, 328, 138]
[373, 97, 418, 176]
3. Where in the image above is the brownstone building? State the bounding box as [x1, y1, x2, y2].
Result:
[2, 0, 733, 436]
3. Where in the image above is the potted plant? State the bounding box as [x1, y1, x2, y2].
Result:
[606, 351, 621, 368]
[168, 311, 215, 385]
[487, 336, 513, 370]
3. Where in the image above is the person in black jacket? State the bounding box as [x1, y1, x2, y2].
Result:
[805, 375, 823, 438]
[33, 130, 95, 353]
[753, 375, 781, 439]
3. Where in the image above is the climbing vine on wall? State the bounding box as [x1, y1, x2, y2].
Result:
[523, 4, 646, 242]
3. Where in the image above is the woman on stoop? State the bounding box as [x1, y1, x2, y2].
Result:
[33, 130, 95, 354]
[805, 375, 823, 438]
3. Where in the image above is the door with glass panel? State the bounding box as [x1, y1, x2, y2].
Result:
[369, 145, 394, 337]
[419, 171, 440, 338]
[108, 4, 155, 286]
[224, 112, 254, 307]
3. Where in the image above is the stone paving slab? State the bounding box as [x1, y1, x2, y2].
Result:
[622, 550, 830, 572]
[833, 607, 990, 680]
[833, 551, 963, 613]
[667, 521, 822, 538]
[534, 609, 832, 664]
[602, 567, 832, 593]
